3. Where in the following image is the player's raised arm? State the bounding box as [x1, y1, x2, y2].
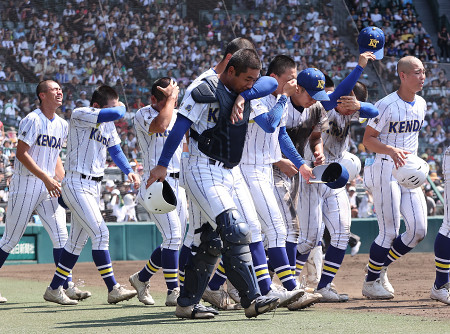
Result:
[148, 79, 179, 133]
[147, 114, 193, 188]
[231, 76, 278, 124]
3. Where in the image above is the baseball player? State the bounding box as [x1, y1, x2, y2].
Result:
[362, 56, 427, 299]
[43, 85, 139, 305]
[277, 52, 376, 304]
[130, 77, 186, 307]
[239, 56, 314, 298]
[148, 49, 280, 319]
[0, 80, 90, 303]
[430, 144, 450, 305]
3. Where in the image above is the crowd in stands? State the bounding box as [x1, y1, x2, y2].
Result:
[0, 0, 448, 222]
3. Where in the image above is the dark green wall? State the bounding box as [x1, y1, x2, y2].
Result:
[0, 217, 445, 265]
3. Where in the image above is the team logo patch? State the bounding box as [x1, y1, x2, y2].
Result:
[373, 117, 379, 124]
[316, 80, 325, 89]
[184, 104, 193, 112]
[22, 131, 27, 136]
[368, 39, 379, 48]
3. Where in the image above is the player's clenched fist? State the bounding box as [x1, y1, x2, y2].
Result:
[282, 78, 297, 97]
[313, 151, 325, 166]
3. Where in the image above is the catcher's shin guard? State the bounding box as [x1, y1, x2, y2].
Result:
[177, 224, 222, 307]
[216, 209, 261, 308]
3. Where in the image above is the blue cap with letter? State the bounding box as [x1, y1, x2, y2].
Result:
[357, 26, 385, 60]
[296, 68, 330, 101]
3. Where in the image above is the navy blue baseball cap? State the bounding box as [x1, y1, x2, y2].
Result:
[357, 26, 385, 60]
[296, 68, 330, 101]
[311, 163, 349, 189]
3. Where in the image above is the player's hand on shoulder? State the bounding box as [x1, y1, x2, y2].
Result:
[337, 96, 360, 115]
[128, 172, 140, 189]
[313, 151, 325, 166]
[274, 158, 298, 178]
[299, 164, 315, 183]
[43, 175, 62, 197]
[282, 78, 297, 97]
[158, 79, 179, 100]
[358, 51, 376, 68]
[389, 147, 410, 169]
[146, 165, 168, 189]
[231, 94, 245, 124]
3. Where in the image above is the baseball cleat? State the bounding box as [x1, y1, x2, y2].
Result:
[65, 281, 92, 301]
[362, 278, 394, 299]
[266, 284, 304, 307]
[175, 303, 216, 319]
[165, 287, 180, 306]
[44, 286, 78, 305]
[430, 283, 450, 305]
[287, 291, 322, 310]
[316, 283, 349, 302]
[0, 292, 7, 303]
[202, 285, 237, 310]
[129, 272, 155, 305]
[380, 267, 395, 294]
[244, 295, 279, 318]
[107, 284, 137, 304]
[226, 279, 241, 303]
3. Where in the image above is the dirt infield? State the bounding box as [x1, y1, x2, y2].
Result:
[1, 252, 448, 320]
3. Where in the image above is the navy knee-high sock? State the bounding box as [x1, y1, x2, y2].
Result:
[434, 233, 450, 289]
[53, 248, 72, 289]
[138, 245, 162, 282]
[317, 245, 346, 290]
[249, 241, 272, 295]
[92, 250, 117, 292]
[383, 235, 413, 267]
[285, 241, 297, 276]
[366, 242, 390, 282]
[50, 250, 79, 290]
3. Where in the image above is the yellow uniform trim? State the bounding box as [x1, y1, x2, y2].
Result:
[436, 262, 450, 269]
[388, 250, 399, 259]
[323, 265, 338, 274]
[56, 267, 70, 276]
[99, 268, 113, 275]
[296, 264, 304, 270]
[164, 273, 178, 278]
[217, 264, 225, 273]
[255, 269, 269, 277]
[277, 269, 292, 278]
[368, 263, 382, 271]
[179, 276, 185, 282]
[147, 262, 158, 272]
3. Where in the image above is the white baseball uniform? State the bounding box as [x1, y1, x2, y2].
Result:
[178, 76, 261, 248]
[239, 94, 288, 247]
[61, 106, 121, 255]
[440, 146, 450, 237]
[297, 107, 357, 254]
[363, 92, 427, 248]
[273, 100, 328, 246]
[0, 109, 68, 253]
[135, 106, 187, 250]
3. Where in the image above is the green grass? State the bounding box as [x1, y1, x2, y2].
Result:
[1, 278, 449, 334]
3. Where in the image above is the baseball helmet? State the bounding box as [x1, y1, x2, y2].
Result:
[340, 151, 362, 181]
[140, 180, 177, 214]
[392, 154, 429, 189]
[311, 162, 349, 189]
